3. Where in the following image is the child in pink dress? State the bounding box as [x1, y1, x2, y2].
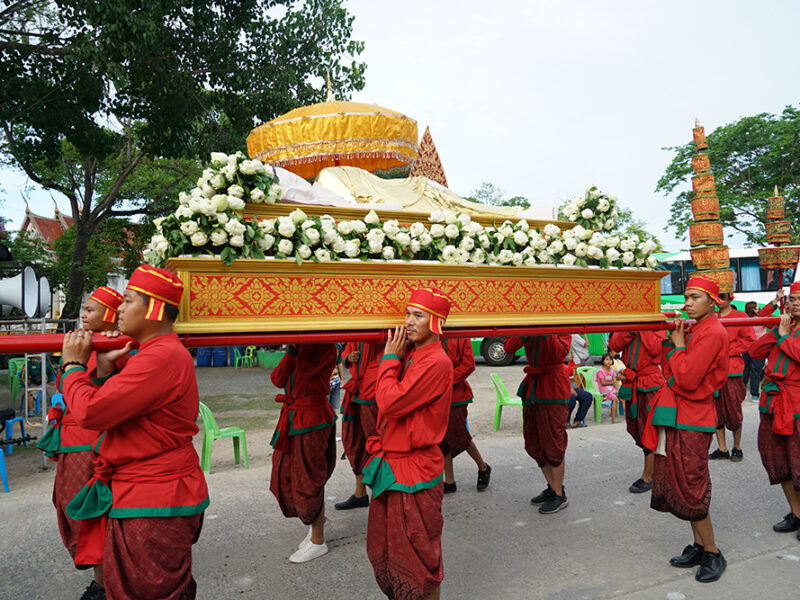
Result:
[595, 353, 621, 423]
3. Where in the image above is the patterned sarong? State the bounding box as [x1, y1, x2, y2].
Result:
[342, 399, 379, 476]
[439, 404, 471, 458]
[651, 429, 712, 521]
[523, 403, 569, 468]
[715, 377, 746, 431]
[53, 451, 96, 566]
[757, 412, 800, 489]
[626, 389, 655, 455]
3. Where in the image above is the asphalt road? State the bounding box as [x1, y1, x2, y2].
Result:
[1, 365, 799, 599]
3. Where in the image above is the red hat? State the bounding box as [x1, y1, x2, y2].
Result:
[408, 287, 451, 335]
[127, 265, 184, 321]
[790, 281, 800, 295]
[685, 274, 722, 305]
[88, 286, 124, 323]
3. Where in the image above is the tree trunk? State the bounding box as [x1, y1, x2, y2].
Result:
[60, 222, 94, 319]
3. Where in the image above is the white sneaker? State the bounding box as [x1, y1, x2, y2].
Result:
[289, 540, 328, 563]
[298, 517, 330, 548]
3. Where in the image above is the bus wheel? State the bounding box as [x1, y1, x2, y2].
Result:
[481, 337, 514, 366]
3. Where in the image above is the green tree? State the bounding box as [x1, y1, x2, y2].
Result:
[0, 0, 366, 316]
[655, 106, 800, 245]
[466, 182, 531, 209]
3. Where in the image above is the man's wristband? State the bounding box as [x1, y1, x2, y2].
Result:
[60, 360, 87, 373]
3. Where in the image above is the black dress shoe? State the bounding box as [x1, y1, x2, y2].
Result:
[476, 464, 492, 491]
[443, 481, 457, 494]
[709, 449, 730, 460]
[669, 543, 704, 568]
[695, 550, 726, 583]
[628, 478, 652, 494]
[79, 581, 106, 600]
[334, 494, 369, 510]
[773, 512, 800, 532]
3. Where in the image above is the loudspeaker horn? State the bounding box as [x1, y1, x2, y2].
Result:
[38, 275, 51, 317]
[0, 266, 38, 318]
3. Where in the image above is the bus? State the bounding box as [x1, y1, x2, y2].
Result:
[655, 248, 798, 311]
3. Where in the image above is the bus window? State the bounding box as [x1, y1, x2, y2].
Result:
[740, 257, 761, 291]
[659, 262, 683, 294]
[759, 264, 796, 291]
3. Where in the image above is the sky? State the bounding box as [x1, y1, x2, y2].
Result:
[3, 0, 800, 251]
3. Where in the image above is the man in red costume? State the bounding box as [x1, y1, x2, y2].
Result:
[608, 329, 666, 494]
[709, 292, 755, 461]
[748, 280, 800, 538]
[269, 342, 338, 562]
[363, 288, 453, 600]
[504, 334, 571, 513]
[647, 275, 729, 583]
[39, 286, 125, 600]
[335, 340, 383, 510]
[440, 337, 491, 493]
[61, 266, 208, 600]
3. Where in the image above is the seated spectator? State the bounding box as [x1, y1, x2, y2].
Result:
[567, 366, 592, 428]
[595, 353, 622, 424]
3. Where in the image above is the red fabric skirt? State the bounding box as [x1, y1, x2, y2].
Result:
[52, 451, 96, 566]
[757, 412, 800, 489]
[270, 425, 336, 525]
[342, 399, 379, 476]
[439, 404, 471, 458]
[522, 403, 569, 468]
[651, 429, 712, 521]
[626, 390, 655, 455]
[367, 485, 444, 600]
[715, 377, 746, 431]
[104, 514, 203, 600]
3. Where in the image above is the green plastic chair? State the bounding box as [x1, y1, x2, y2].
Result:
[244, 345, 257, 367]
[490, 372, 523, 431]
[232, 347, 251, 369]
[575, 366, 604, 423]
[198, 401, 248, 474]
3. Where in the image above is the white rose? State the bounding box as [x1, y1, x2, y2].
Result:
[228, 196, 246, 211]
[647, 255, 659, 268]
[212, 194, 229, 212]
[202, 183, 216, 199]
[300, 220, 315, 230]
[442, 245, 458, 263]
[337, 221, 354, 235]
[620, 239, 635, 252]
[597, 198, 610, 212]
[549, 240, 564, 254]
[458, 213, 472, 227]
[228, 185, 245, 198]
[622, 251, 635, 265]
[635, 257, 645, 267]
[581, 208, 594, 219]
[575, 242, 588, 257]
[290, 209, 307, 224]
[516, 219, 529, 232]
[323, 229, 339, 245]
[175, 205, 193, 219]
[429, 210, 446, 223]
[562, 228, 575, 240]
[591, 189, 602, 199]
[588, 246, 604, 260]
[382, 220, 400, 238]
[563, 253, 577, 266]
[606, 248, 621, 262]
[538, 251, 552, 264]
[409, 222, 426, 237]
[343, 240, 360, 258]
[178, 192, 190, 205]
[188, 196, 203, 214]
[249, 188, 265, 202]
[365, 210, 380, 225]
[455, 248, 470, 264]
[210, 173, 226, 190]
[229, 234, 244, 247]
[396, 232, 411, 247]
[410, 239, 421, 253]
[315, 248, 331, 262]
[564, 237, 578, 251]
[430, 224, 445, 238]
[524, 255, 537, 266]
[498, 249, 513, 264]
[444, 224, 460, 239]
[259, 233, 275, 250]
[513, 230, 528, 246]
[180, 220, 199, 235]
[382, 246, 395, 260]
[419, 233, 433, 247]
[458, 236, 475, 251]
[305, 228, 320, 245]
[278, 239, 293, 255]
[469, 249, 485, 264]
[332, 237, 346, 253]
[512, 252, 524, 266]
[366, 228, 386, 244]
[605, 235, 620, 248]
[352, 220, 368, 234]
[258, 218, 275, 233]
[544, 224, 561, 237]
[574, 195, 586, 208]
[224, 219, 246, 236]
[278, 219, 296, 237]
[216, 212, 229, 225]
[368, 239, 383, 253]
[444, 212, 458, 225]
[571, 225, 586, 240]
[604, 219, 615, 230]
[297, 244, 311, 259]
[210, 152, 228, 165]
[478, 234, 491, 249]
[494, 232, 504, 244]
[190, 187, 203, 198]
[499, 224, 514, 238]
[590, 232, 605, 246]
[190, 231, 208, 246]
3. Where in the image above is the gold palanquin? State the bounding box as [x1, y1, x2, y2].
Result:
[167, 258, 666, 334]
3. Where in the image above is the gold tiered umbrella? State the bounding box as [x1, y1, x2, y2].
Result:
[246, 89, 418, 180]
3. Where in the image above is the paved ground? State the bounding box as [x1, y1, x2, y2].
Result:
[2, 362, 799, 600]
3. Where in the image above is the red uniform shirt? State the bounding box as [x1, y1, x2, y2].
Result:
[660, 316, 729, 431]
[749, 325, 800, 434]
[441, 338, 475, 405]
[270, 344, 337, 450]
[341, 342, 383, 404]
[608, 331, 665, 392]
[362, 342, 453, 497]
[504, 335, 571, 405]
[63, 333, 208, 517]
[719, 308, 755, 376]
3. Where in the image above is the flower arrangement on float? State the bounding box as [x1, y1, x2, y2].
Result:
[145, 154, 659, 270]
